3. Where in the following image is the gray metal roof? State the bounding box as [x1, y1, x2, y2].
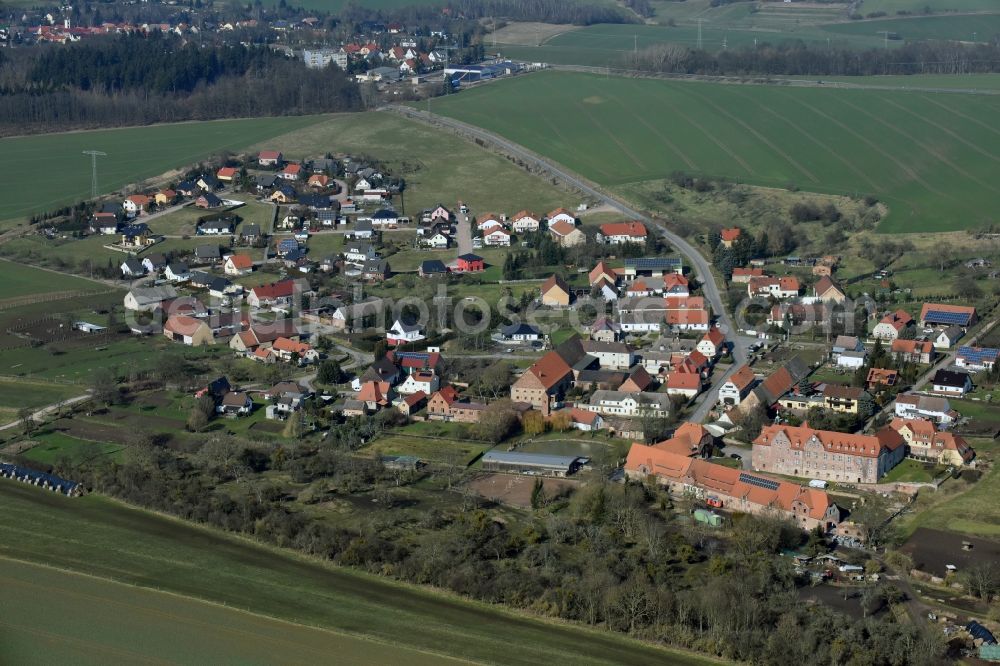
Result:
[481, 451, 584, 468]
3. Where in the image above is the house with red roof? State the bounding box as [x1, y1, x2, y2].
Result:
[718, 365, 757, 407]
[224, 254, 254, 276]
[597, 221, 647, 245]
[748, 276, 800, 299]
[625, 441, 841, 531]
[567, 407, 603, 432]
[696, 327, 726, 358]
[248, 280, 300, 309]
[731, 267, 765, 284]
[754, 424, 906, 483]
[889, 418, 975, 466]
[919, 303, 977, 328]
[510, 351, 574, 414]
[665, 372, 702, 398]
[163, 315, 214, 346]
[891, 338, 936, 364]
[483, 227, 511, 247]
[280, 163, 303, 181]
[216, 167, 238, 182]
[719, 227, 742, 248]
[873, 309, 914, 341]
[258, 151, 283, 167]
[511, 210, 541, 233]
[548, 218, 585, 247]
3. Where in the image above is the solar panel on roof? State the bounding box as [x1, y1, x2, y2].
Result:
[625, 257, 682, 269]
[739, 472, 780, 491]
[958, 347, 999, 363]
[924, 310, 972, 325]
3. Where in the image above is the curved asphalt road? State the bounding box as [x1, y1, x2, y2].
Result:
[387, 105, 748, 421]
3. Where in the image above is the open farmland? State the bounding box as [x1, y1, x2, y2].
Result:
[0, 481, 715, 666]
[860, 0, 999, 13]
[0, 557, 451, 666]
[0, 115, 325, 227]
[427, 71, 1000, 232]
[0, 260, 105, 301]
[251, 112, 569, 214]
[824, 13, 1000, 43]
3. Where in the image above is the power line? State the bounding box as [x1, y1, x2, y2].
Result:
[82, 150, 107, 199]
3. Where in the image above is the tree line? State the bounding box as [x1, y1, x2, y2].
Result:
[448, 0, 636, 26]
[0, 33, 361, 134]
[42, 432, 946, 666]
[625, 40, 1000, 77]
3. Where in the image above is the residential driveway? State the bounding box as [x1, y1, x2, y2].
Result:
[456, 212, 473, 255]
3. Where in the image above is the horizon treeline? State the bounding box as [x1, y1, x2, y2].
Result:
[0, 33, 362, 135]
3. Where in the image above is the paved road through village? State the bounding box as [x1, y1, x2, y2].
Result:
[388, 105, 750, 422]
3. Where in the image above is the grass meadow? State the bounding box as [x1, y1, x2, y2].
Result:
[0, 480, 715, 666]
[428, 71, 1000, 232]
[251, 112, 570, 215]
[0, 260, 105, 301]
[0, 115, 326, 227]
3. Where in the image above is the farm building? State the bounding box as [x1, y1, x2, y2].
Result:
[481, 451, 586, 477]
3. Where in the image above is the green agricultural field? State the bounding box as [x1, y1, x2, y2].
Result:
[251, 112, 569, 215]
[0, 260, 105, 301]
[778, 73, 1000, 90]
[427, 71, 1000, 232]
[860, 0, 999, 13]
[0, 557, 449, 666]
[824, 13, 1000, 42]
[0, 481, 715, 666]
[904, 465, 1000, 538]
[0, 115, 326, 227]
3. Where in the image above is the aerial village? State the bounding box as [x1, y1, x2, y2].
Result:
[10, 141, 1000, 654]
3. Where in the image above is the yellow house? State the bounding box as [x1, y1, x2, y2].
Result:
[541, 274, 570, 307]
[163, 315, 214, 346]
[822, 385, 868, 414]
[890, 418, 975, 466]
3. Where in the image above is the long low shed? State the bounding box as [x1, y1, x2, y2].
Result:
[481, 451, 587, 477]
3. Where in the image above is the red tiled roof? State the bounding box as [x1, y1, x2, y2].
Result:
[548, 219, 577, 237]
[227, 254, 253, 270]
[891, 339, 932, 354]
[164, 315, 206, 337]
[259, 150, 281, 160]
[726, 365, 757, 391]
[599, 221, 647, 238]
[569, 407, 600, 426]
[720, 227, 741, 242]
[542, 274, 569, 295]
[755, 424, 904, 459]
[527, 351, 573, 390]
[919, 303, 975, 321]
[217, 167, 237, 178]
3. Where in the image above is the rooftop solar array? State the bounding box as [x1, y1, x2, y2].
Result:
[739, 472, 780, 491]
[958, 346, 999, 363]
[625, 257, 682, 269]
[924, 310, 973, 325]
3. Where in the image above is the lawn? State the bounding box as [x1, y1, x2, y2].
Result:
[428, 71, 1000, 233]
[0, 481, 713, 665]
[0, 557, 448, 666]
[367, 431, 494, 465]
[904, 464, 1000, 538]
[0, 115, 326, 227]
[795, 73, 1000, 91]
[0, 260, 105, 301]
[880, 458, 943, 484]
[858, 0, 999, 15]
[21, 431, 123, 465]
[250, 112, 571, 217]
[0, 378, 84, 412]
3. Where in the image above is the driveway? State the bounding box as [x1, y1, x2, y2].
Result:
[456, 211, 473, 256]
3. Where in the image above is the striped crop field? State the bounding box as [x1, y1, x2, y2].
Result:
[427, 71, 1000, 232]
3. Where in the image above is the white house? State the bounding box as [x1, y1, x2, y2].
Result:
[387, 320, 425, 345]
[718, 365, 757, 407]
[165, 262, 190, 282]
[370, 209, 399, 228]
[934, 326, 964, 350]
[837, 351, 867, 369]
[498, 322, 541, 342]
[696, 328, 725, 359]
[354, 177, 372, 191]
[397, 371, 439, 395]
[512, 212, 540, 233]
[931, 369, 973, 397]
[619, 313, 662, 334]
[120, 257, 146, 278]
[547, 208, 576, 227]
[894, 393, 956, 424]
[596, 221, 647, 245]
[483, 228, 511, 247]
[424, 233, 450, 249]
[343, 243, 379, 266]
[580, 340, 634, 370]
[124, 285, 177, 312]
[583, 390, 672, 418]
[477, 216, 504, 233]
